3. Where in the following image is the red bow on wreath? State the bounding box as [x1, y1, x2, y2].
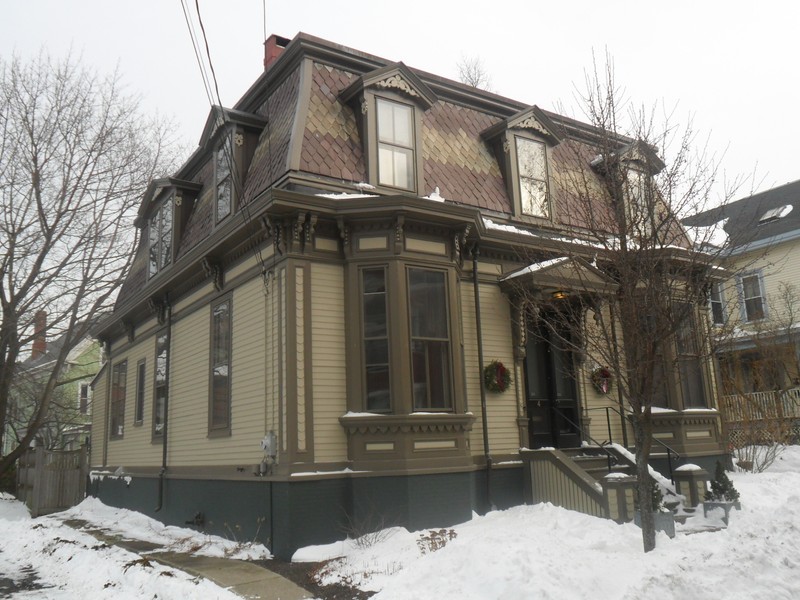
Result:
[591, 367, 613, 394]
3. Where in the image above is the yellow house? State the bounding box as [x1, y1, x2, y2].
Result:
[91, 33, 728, 558]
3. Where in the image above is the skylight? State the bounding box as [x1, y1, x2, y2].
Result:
[759, 204, 793, 224]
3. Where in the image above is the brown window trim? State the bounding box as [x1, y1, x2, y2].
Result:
[133, 359, 146, 426]
[152, 330, 168, 442]
[109, 360, 128, 440]
[208, 294, 233, 436]
[506, 131, 554, 223]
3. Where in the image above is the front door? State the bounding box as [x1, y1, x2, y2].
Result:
[524, 320, 581, 449]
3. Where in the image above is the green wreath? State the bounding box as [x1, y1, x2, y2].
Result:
[484, 360, 512, 393]
[591, 367, 613, 394]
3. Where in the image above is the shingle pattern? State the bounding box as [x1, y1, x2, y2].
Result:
[174, 156, 214, 260]
[115, 238, 149, 308]
[242, 67, 300, 204]
[422, 102, 509, 213]
[300, 63, 365, 182]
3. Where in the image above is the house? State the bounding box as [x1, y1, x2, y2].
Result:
[4, 311, 99, 455]
[684, 180, 800, 446]
[90, 33, 729, 558]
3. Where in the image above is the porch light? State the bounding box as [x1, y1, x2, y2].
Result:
[551, 290, 568, 300]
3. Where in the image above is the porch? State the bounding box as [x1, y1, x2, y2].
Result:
[718, 387, 800, 447]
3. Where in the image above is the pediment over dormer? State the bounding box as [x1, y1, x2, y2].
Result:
[481, 105, 562, 146]
[591, 139, 665, 175]
[198, 106, 268, 150]
[340, 62, 438, 110]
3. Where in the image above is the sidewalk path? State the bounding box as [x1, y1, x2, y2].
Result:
[63, 519, 313, 600]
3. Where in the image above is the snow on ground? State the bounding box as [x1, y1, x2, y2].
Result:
[0, 494, 267, 599]
[2, 448, 799, 599]
[295, 446, 800, 600]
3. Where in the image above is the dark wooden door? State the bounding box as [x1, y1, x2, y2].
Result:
[524, 321, 581, 449]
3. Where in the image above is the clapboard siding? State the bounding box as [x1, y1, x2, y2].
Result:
[460, 280, 520, 456]
[310, 263, 348, 463]
[104, 336, 162, 466]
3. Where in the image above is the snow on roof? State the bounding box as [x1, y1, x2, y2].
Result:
[684, 217, 729, 248]
[501, 256, 570, 281]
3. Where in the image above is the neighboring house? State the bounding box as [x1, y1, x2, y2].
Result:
[4, 311, 99, 456]
[684, 180, 800, 443]
[90, 33, 728, 558]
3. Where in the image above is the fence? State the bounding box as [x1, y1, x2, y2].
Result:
[16, 446, 88, 517]
[719, 387, 800, 447]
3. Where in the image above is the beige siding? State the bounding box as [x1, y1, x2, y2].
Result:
[166, 306, 211, 464]
[265, 267, 283, 453]
[172, 283, 214, 313]
[168, 277, 269, 466]
[105, 336, 162, 467]
[310, 263, 348, 462]
[460, 281, 520, 456]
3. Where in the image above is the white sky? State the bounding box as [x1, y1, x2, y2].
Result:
[3, 1, 798, 203]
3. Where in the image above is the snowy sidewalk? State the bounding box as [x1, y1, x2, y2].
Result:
[58, 517, 313, 600]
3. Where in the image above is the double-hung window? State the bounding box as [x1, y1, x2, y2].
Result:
[709, 282, 725, 326]
[134, 360, 146, 424]
[740, 272, 765, 321]
[79, 382, 90, 415]
[377, 98, 415, 190]
[110, 361, 127, 439]
[674, 302, 707, 408]
[408, 268, 452, 410]
[153, 332, 168, 437]
[210, 298, 232, 432]
[362, 268, 390, 412]
[148, 196, 173, 278]
[515, 136, 550, 218]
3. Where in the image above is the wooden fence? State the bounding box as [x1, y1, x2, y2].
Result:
[719, 387, 800, 447]
[16, 446, 88, 517]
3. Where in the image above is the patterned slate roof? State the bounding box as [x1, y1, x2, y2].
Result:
[242, 66, 301, 204]
[300, 63, 365, 182]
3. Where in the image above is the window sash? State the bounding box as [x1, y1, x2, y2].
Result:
[134, 360, 145, 424]
[210, 299, 231, 430]
[741, 274, 765, 321]
[709, 283, 725, 325]
[153, 333, 168, 436]
[362, 268, 391, 412]
[515, 137, 549, 218]
[215, 135, 234, 222]
[376, 98, 415, 190]
[148, 197, 173, 277]
[110, 361, 127, 438]
[408, 268, 452, 410]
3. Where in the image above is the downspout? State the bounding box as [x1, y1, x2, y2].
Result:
[609, 304, 629, 448]
[472, 245, 493, 510]
[102, 340, 111, 468]
[155, 301, 172, 512]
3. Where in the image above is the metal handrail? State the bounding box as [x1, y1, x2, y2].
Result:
[584, 405, 681, 483]
[551, 406, 618, 474]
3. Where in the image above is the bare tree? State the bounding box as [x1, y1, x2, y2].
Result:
[0, 52, 179, 475]
[457, 55, 493, 91]
[715, 281, 800, 471]
[509, 57, 743, 552]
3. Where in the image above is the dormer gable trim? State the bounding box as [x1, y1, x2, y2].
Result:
[591, 139, 666, 175]
[340, 62, 438, 110]
[481, 105, 562, 145]
[135, 177, 203, 228]
[198, 106, 268, 149]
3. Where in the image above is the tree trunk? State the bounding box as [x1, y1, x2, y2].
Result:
[632, 413, 656, 552]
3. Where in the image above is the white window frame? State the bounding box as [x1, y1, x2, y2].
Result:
[738, 271, 767, 322]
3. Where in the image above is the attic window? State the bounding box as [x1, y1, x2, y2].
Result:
[515, 136, 549, 218]
[759, 204, 793, 224]
[215, 133, 234, 223]
[148, 195, 173, 278]
[377, 97, 416, 190]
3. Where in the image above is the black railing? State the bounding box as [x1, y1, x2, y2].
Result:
[585, 405, 681, 483]
[551, 406, 618, 474]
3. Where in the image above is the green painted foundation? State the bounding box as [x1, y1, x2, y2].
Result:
[90, 467, 524, 560]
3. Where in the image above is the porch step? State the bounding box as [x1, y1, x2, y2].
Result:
[560, 447, 635, 481]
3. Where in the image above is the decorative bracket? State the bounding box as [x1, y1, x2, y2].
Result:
[148, 294, 170, 326]
[337, 217, 350, 255]
[201, 256, 224, 292]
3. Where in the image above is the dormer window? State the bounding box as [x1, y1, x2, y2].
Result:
[377, 98, 415, 190]
[215, 133, 234, 223]
[481, 106, 561, 221]
[339, 62, 437, 195]
[515, 136, 550, 218]
[148, 195, 173, 278]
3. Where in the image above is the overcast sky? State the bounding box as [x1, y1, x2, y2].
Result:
[3, 1, 798, 204]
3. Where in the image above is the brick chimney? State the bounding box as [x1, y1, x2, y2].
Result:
[264, 34, 290, 71]
[31, 310, 47, 360]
